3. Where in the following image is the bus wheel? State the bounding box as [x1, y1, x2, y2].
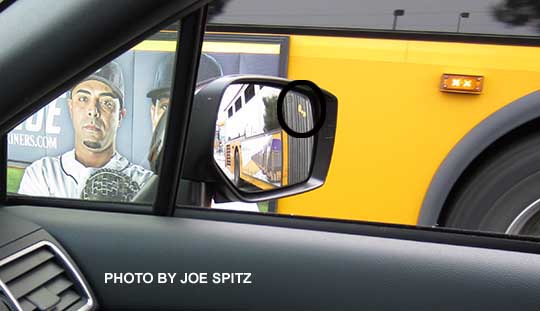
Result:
[234, 149, 240, 186]
[443, 132, 540, 236]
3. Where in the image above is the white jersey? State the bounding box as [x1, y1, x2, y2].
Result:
[18, 150, 153, 199]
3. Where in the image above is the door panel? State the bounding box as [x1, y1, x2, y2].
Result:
[4, 205, 540, 310]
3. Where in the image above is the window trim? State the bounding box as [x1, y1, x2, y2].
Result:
[174, 205, 540, 255]
[6, 195, 154, 215]
[153, 6, 208, 216]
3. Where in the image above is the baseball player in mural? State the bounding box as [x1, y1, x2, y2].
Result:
[145, 53, 259, 212]
[147, 52, 224, 130]
[18, 62, 153, 202]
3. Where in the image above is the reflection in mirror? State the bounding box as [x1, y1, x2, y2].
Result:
[214, 83, 314, 193]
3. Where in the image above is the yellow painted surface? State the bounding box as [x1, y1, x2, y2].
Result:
[276, 35, 540, 225]
[202, 42, 280, 54]
[133, 40, 177, 52]
[134, 40, 280, 54]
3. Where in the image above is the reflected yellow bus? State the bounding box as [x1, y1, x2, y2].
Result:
[216, 83, 313, 191]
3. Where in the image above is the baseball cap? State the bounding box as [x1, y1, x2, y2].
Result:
[146, 53, 224, 101]
[75, 61, 125, 108]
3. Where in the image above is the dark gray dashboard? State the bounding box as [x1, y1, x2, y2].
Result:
[0, 212, 40, 249]
[2, 206, 540, 310]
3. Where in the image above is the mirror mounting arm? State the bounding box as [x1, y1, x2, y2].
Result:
[176, 179, 212, 208]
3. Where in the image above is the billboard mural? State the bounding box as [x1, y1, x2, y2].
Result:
[7, 33, 288, 211]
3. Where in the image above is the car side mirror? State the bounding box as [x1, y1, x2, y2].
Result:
[182, 75, 337, 204]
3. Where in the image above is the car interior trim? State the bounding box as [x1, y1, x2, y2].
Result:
[174, 206, 540, 255]
[0, 275, 20, 311]
[5, 196, 154, 215]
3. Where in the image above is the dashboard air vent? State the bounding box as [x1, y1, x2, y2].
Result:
[0, 241, 94, 311]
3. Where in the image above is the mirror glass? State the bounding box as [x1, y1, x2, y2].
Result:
[214, 83, 315, 193]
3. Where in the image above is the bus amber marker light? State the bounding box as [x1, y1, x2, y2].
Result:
[440, 74, 484, 94]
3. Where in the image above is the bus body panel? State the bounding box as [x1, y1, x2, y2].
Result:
[278, 35, 540, 225]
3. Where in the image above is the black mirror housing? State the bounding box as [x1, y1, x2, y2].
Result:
[181, 75, 337, 204]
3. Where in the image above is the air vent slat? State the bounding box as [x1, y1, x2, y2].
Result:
[0, 249, 54, 283]
[55, 290, 80, 311]
[18, 298, 37, 311]
[45, 275, 73, 295]
[65, 299, 86, 311]
[26, 286, 61, 311]
[8, 261, 64, 299]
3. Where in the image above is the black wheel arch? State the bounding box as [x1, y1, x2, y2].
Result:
[418, 90, 540, 226]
